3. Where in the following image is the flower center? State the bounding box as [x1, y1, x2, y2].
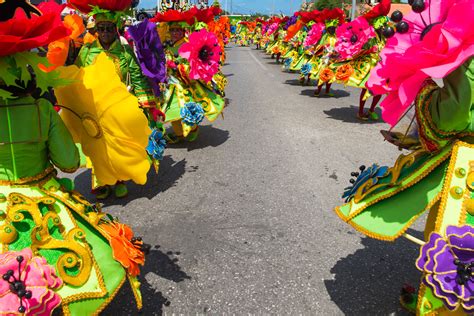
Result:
[420, 22, 442, 41]
[350, 34, 358, 44]
[2, 255, 33, 313]
[454, 259, 473, 285]
[199, 46, 211, 62]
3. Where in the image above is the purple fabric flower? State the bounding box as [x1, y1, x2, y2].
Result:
[416, 225, 474, 313]
[128, 19, 167, 96]
[284, 15, 298, 30]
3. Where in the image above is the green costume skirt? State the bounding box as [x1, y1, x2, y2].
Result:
[0, 171, 141, 315]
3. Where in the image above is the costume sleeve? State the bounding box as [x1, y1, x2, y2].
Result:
[74, 44, 90, 67]
[415, 58, 474, 152]
[125, 45, 157, 108]
[47, 103, 80, 173]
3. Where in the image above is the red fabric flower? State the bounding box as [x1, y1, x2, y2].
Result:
[192, 6, 222, 24]
[317, 8, 346, 25]
[296, 10, 321, 24]
[363, 0, 391, 22]
[67, 0, 131, 14]
[0, 1, 70, 57]
[150, 9, 195, 25]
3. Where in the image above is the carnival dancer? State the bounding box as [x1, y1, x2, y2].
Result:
[354, 0, 392, 120]
[335, 0, 474, 314]
[267, 16, 290, 63]
[0, 1, 148, 314]
[287, 10, 321, 80]
[152, 6, 226, 143]
[253, 18, 264, 50]
[310, 8, 345, 97]
[330, 0, 391, 120]
[280, 14, 306, 71]
[264, 17, 286, 59]
[236, 21, 254, 47]
[66, 0, 160, 199]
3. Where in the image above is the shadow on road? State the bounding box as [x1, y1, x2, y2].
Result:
[300, 89, 350, 98]
[284, 79, 306, 86]
[167, 125, 230, 152]
[323, 106, 383, 124]
[103, 246, 191, 316]
[74, 155, 187, 206]
[324, 233, 421, 315]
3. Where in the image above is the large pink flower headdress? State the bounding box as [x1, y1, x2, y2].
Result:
[179, 28, 222, 83]
[335, 17, 376, 60]
[367, 0, 474, 126]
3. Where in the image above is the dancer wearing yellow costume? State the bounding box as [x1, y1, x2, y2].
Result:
[67, 0, 159, 199]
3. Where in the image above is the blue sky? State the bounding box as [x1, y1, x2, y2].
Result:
[139, 0, 297, 15]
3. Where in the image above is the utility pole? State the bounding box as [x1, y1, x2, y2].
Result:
[351, 0, 356, 20]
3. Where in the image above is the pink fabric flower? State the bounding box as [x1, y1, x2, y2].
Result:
[266, 22, 279, 36]
[335, 17, 376, 60]
[0, 249, 63, 315]
[304, 23, 324, 48]
[367, 0, 474, 126]
[179, 29, 222, 83]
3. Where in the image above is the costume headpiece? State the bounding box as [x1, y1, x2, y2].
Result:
[0, 1, 70, 100]
[193, 6, 222, 24]
[317, 8, 346, 27]
[150, 9, 196, 27]
[67, 0, 132, 24]
[296, 10, 321, 24]
[0, 1, 69, 57]
[362, 0, 391, 29]
[363, 0, 391, 22]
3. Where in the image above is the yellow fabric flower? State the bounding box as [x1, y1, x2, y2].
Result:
[55, 53, 151, 185]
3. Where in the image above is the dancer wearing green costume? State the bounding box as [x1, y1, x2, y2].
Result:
[0, 2, 147, 314]
[154, 8, 225, 143]
[335, 57, 474, 315]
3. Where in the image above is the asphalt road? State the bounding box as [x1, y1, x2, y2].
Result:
[73, 45, 425, 315]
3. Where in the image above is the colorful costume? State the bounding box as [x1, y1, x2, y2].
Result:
[0, 2, 147, 314]
[305, 8, 345, 96]
[62, 0, 161, 198]
[152, 6, 226, 140]
[335, 0, 474, 314]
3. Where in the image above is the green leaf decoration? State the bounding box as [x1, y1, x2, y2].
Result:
[0, 89, 14, 100]
[0, 52, 74, 101]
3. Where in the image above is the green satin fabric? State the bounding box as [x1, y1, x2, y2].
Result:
[0, 96, 79, 181]
[429, 57, 474, 134]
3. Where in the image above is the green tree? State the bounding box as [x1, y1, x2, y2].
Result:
[314, 0, 344, 10]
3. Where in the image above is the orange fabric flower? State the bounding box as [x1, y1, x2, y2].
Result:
[320, 68, 335, 82]
[83, 32, 97, 45]
[40, 14, 85, 72]
[98, 221, 145, 277]
[335, 64, 354, 82]
[284, 20, 304, 42]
